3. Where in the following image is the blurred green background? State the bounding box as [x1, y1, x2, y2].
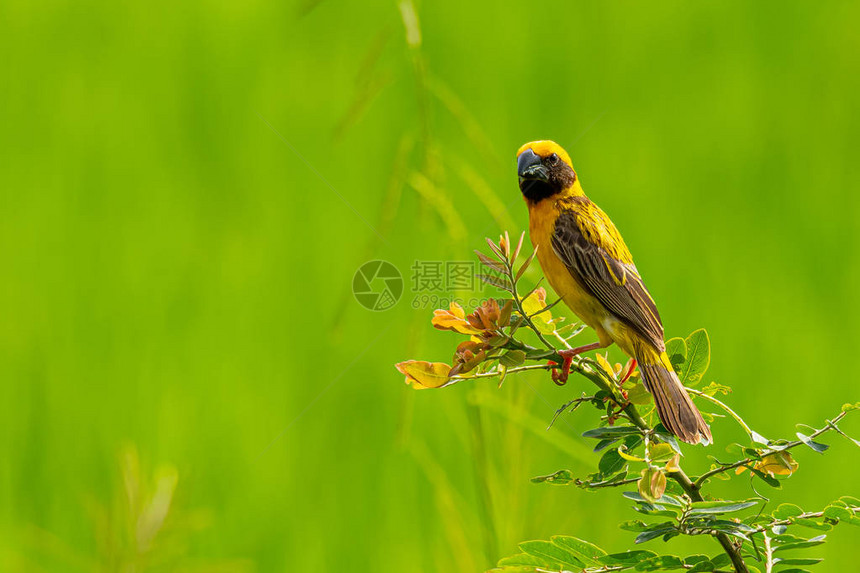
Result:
[1, 0, 859, 571]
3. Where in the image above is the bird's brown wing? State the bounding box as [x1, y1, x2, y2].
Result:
[551, 205, 665, 350]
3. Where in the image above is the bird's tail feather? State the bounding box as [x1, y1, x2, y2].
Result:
[634, 343, 712, 445]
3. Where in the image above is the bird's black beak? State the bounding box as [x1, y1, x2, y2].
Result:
[517, 148, 548, 183]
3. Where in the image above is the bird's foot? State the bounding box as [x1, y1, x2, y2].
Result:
[550, 342, 603, 385]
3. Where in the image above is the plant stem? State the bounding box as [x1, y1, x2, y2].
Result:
[693, 410, 848, 488]
[667, 469, 749, 572]
[751, 506, 860, 534]
[577, 477, 640, 489]
[509, 277, 557, 352]
[449, 363, 554, 382]
[763, 533, 774, 573]
[688, 388, 757, 437]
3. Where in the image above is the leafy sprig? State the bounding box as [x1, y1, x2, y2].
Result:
[395, 233, 860, 573]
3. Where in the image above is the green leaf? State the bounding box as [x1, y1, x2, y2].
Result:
[842, 402, 860, 412]
[774, 504, 804, 519]
[515, 248, 538, 283]
[582, 426, 642, 440]
[522, 288, 555, 334]
[598, 448, 627, 478]
[648, 443, 677, 463]
[664, 337, 687, 372]
[499, 349, 526, 367]
[684, 555, 710, 566]
[796, 431, 829, 453]
[707, 526, 750, 542]
[634, 525, 677, 544]
[496, 552, 548, 567]
[822, 505, 852, 521]
[773, 536, 826, 552]
[679, 329, 710, 386]
[619, 520, 650, 532]
[599, 550, 658, 566]
[702, 518, 757, 533]
[700, 381, 732, 396]
[577, 469, 630, 490]
[772, 558, 823, 566]
[664, 480, 685, 496]
[635, 554, 684, 570]
[626, 381, 653, 405]
[594, 437, 622, 452]
[653, 430, 682, 455]
[740, 447, 762, 461]
[623, 492, 685, 517]
[622, 491, 684, 506]
[550, 536, 607, 567]
[793, 518, 832, 531]
[530, 469, 574, 486]
[746, 465, 781, 488]
[688, 500, 758, 515]
[633, 507, 681, 518]
[685, 555, 716, 571]
[772, 533, 811, 543]
[518, 540, 584, 569]
[524, 348, 554, 360]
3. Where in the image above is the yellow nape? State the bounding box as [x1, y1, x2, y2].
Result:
[516, 140, 573, 169]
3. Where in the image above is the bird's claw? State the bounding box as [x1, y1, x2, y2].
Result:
[550, 350, 577, 385]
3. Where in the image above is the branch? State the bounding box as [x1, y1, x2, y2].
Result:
[509, 276, 557, 352]
[576, 477, 639, 489]
[688, 388, 757, 437]
[528, 296, 565, 319]
[693, 410, 849, 489]
[549, 394, 592, 429]
[448, 363, 554, 382]
[666, 469, 750, 573]
[751, 506, 860, 535]
[763, 533, 774, 573]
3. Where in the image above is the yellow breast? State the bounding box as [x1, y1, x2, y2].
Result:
[527, 198, 614, 343]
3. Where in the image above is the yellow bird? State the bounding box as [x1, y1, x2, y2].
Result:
[516, 140, 711, 445]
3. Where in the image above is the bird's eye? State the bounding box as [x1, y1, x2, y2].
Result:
[547, 153, 559, 165]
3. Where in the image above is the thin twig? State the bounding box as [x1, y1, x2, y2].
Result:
[553, 331, 573, 350]
[548, 395, 591, 429]
[528, 297, 565, 319]
[693, 411, 848, 489]
[763, 533, 773, 573]
[751, 506, 860, 534]
[688, 388, 758, 438]
[576, 477, 639, 489]
[448, 363, 554, 382]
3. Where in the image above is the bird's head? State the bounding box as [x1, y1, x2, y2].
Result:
[516, 140, 579, 202]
